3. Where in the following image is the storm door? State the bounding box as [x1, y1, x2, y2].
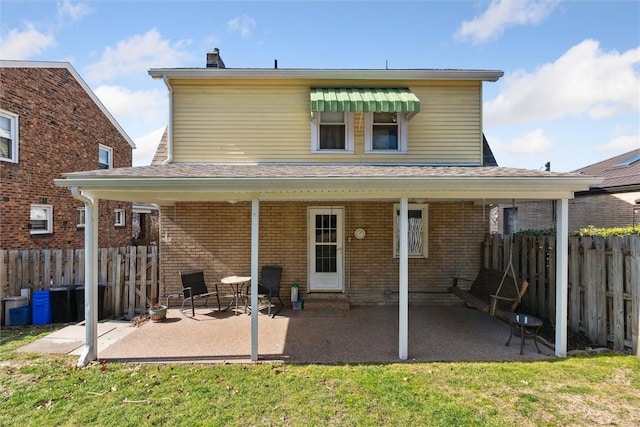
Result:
[307, 207, 344, 292]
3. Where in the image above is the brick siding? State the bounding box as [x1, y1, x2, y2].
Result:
[159, 201, 488, 305]
[0, 67, 132, 249]
[497, 191, 640, 233]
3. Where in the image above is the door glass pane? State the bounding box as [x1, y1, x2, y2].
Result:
[315, 213, 338, 272]
[315, 214, 337, 243]
[315, 245, 337, 273]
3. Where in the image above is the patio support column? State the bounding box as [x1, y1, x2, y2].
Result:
[250, 199, 260, 361]
[399, 197, 409, 360]
[71, 188, 98, 367]
[555, 198, 569, 357]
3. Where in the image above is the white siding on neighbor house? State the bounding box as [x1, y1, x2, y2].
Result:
[170, 79, 483, 164]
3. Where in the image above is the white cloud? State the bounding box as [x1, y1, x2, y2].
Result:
[84, 29, 191, 83]
[0, 24, 55, 59]
[57, 0, 93, 22]
[456, 0, 558, 44]
[133, 126, 166, 166]
[597, 134, 640, 152]
[490, 129, 552, 155]
[485, 40, 640, 126]
[94, 85, 166, 128]
[227, 15, 256, 38]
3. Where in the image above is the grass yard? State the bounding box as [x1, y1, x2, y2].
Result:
[1, 326, 639, 426]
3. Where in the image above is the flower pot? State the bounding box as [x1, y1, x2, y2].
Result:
[149, 305, 167, 322]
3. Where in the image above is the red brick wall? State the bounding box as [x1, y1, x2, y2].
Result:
[159, 201, 487, 305]
[0, 67, 132, 249]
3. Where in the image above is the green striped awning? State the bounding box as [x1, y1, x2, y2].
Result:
[310, 88, 420, 113]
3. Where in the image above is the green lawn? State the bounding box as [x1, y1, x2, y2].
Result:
[1, 326, 639, 426]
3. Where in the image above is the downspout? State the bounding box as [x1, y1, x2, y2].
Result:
[70, 187, 98, 367]
[161, 75, 173, 165]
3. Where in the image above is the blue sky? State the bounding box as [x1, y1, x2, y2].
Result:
[1, 0, 638, 171]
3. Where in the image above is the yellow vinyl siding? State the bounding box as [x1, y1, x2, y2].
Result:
[171, 79, 482, 164]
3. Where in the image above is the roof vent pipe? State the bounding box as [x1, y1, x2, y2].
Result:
[206, 48, 225, 68]
[274, 59, 278, 69]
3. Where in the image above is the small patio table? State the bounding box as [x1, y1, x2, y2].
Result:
[505, 312, 543, 355]
[221, 276, 251, 314]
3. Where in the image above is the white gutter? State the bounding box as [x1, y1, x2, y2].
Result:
[70, 187, 98, 367]
[161, 75, 173, 165]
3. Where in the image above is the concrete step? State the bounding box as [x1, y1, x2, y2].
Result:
[301, 294, 350, 310]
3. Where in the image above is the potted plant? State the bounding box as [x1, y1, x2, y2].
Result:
[149, 298, 167, 322]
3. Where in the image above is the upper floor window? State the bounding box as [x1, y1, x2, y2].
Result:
[30, 204, 53, 235]
[365, 112, 408, 153]
[0, 110, 19, 163]
[99, 145, 113, 169]
[311, 112, 354, 153]
[393, 203, 429, 258]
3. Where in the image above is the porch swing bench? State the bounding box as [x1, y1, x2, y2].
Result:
[448, 268, 529, 321]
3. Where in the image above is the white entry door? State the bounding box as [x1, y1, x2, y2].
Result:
[308, 207, 344, 292]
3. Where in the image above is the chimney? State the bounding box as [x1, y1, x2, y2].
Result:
[206, 48, 225, 68]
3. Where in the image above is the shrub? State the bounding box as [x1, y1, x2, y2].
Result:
[571, 225, 640, 237]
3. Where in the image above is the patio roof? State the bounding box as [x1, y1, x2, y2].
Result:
[55, 163, 601, 204]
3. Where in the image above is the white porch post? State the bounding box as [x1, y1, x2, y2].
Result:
[399, 197, 409, 360]
[71, 188, 98, 367]
[555, 198, 569, 357]
[250, 199, 260, 361]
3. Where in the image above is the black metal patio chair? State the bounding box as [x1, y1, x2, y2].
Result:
[167, 269, 221, 317]
[246, 266, 283, 318]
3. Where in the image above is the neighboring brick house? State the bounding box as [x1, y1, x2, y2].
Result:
[493, 148, 640, 233]
[56, 50, 598, 362]
[0, 60, 135, 250]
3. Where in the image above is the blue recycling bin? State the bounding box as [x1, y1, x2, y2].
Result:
[9, 306, 31, 326]
[32, 290, 52, 325]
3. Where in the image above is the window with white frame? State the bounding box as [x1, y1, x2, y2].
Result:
[77, 207, 86, 228]
[99, 145, 113, 169]
[311, 112, 354, 152]
[30, 204, 53, 234]
[365, 112, 408, 153]
[114, 209, 125, 227]
[0, 110, 19, 163]
[393, 203, 428, 258]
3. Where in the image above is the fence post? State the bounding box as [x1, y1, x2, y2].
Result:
[547, 235, 556, 323]
[569, 236, 581, 332]
[630, 235, 639, 356]
[595, 237, 607, 345]
[0, 250, 6, 300]
[609, 237, 625, 351]
[583, 237, 599, 344]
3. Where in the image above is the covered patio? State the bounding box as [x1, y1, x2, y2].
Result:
[92, 305, 554, 363]
[54, 164, 599, 366]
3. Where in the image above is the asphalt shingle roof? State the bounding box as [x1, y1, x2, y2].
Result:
[573, 148, 640, 191]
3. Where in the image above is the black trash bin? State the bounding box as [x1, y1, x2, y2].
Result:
[49, 286, 78, 323]
[75, 285, 106, 321]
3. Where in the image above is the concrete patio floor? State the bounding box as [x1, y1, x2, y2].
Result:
[20, 304, 557, 364]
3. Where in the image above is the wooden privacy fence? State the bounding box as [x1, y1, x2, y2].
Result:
[0, 246, 158, 320]
[484, 234, 640, 354]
